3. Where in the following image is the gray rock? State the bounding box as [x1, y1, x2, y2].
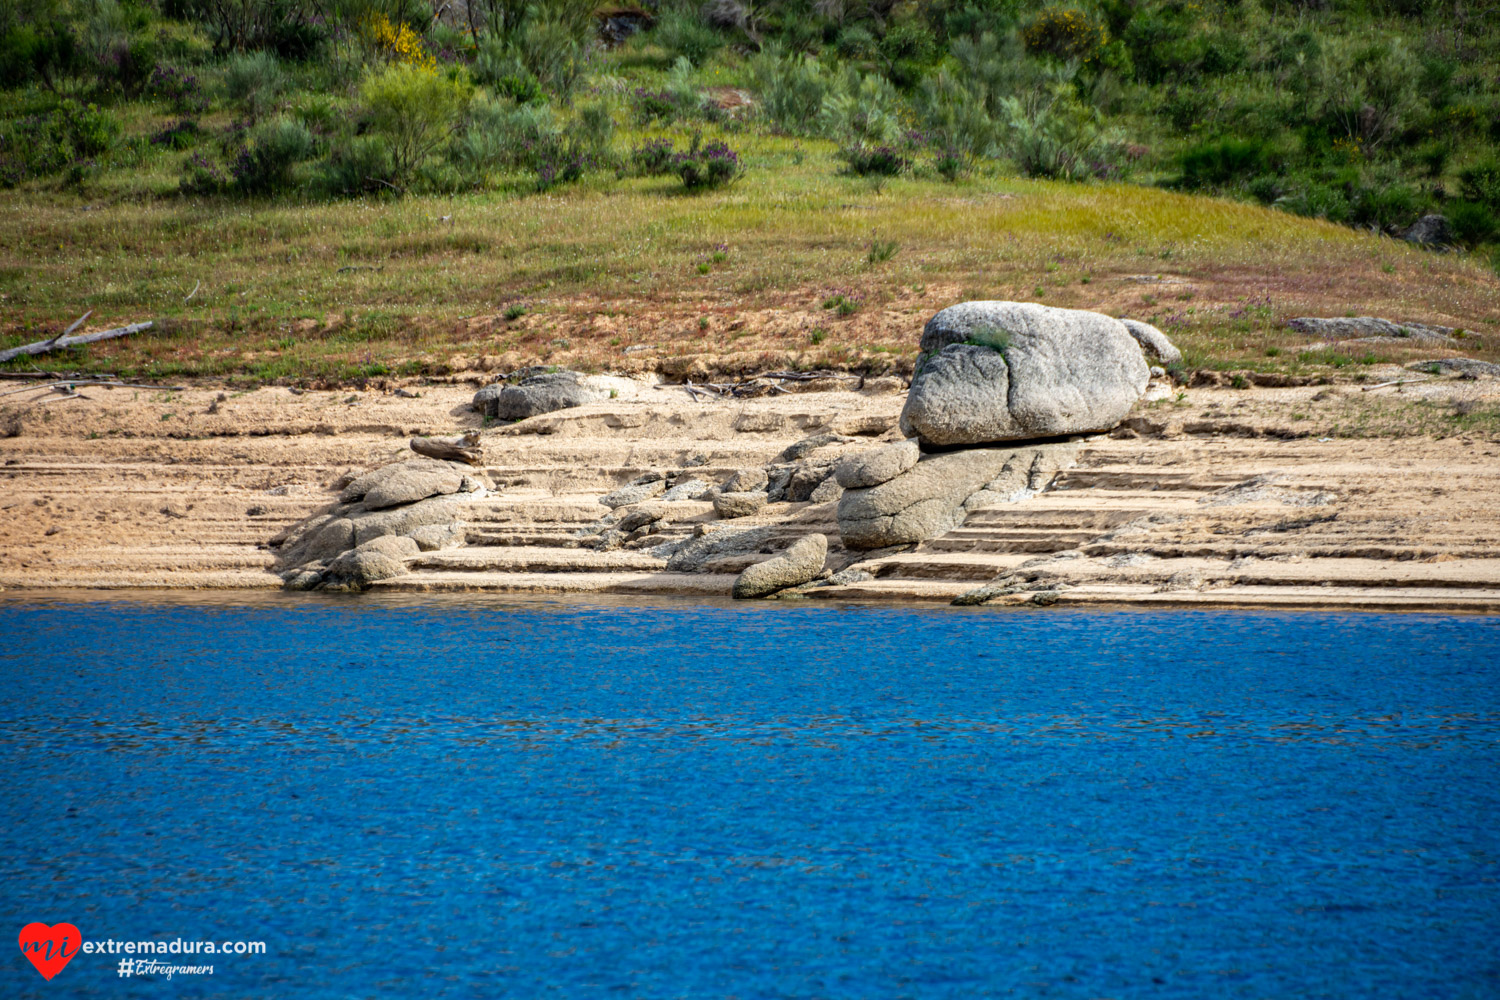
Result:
[721, 467, 769, 493]
[951, 579, 1028, 606]
[340, 458, 478, 508]
[1121, 319, 1183, 366]
[821, 566, 872, 586]
[1407, 357, 1500, 377]
[661, 478, 710, 501]
[765, 466, 796, 503]
[600, 481, 666, 508]
[282, 515, 355, 566]
[360, 461, 466, 510]
[326, 535, 419, 587]
[732, 534, 828, 599]
[1287, 316, 1455, 343]
[808, 476, 844, 504]
[665, 525, 773, 572]
[283, 569, 324, 591]
[834, 439, 921, 489]
[616, 502, 671, 532]
[777, 433, 855, 463]
[349, 496, 464, 546]
[1400, 214, 1452, 248]
[787, 464, 835, 502]
[408, 523, 466, 552]
[471, 383, 503, 415]
[476, 371, 610, 420]
[714, 490, 767, 519]
[838, 441, 1077, 549]
[903, 302, 1149, 446]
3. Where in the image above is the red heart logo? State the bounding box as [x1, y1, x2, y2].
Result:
[18, 923, 81, 981]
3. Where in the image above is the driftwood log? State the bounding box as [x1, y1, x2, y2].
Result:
[0, 321, 154, 364]
[411, 430, 483, 465]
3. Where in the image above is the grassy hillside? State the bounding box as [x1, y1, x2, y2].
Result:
[2, 0, 1498, 381]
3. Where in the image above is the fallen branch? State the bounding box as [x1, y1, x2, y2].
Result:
[0, 380, 184, 398]
[411, 430, 483, 466]
[184, 281, 200, 303]
[0, 321, 153, 364]
[1362, 377, 1433, 391]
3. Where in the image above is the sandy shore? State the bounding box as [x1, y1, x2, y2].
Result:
[2, 367, 1498, 611]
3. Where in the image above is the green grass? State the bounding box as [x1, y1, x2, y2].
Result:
[2, 128, 1498, 381]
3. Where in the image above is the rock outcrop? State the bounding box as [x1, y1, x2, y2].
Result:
[1400, 214, 1452, 248]
[1121, 319, 1183, 366]
[838, 441, 1078, 549]
[901, 302, 1149, 446]
[714, 491, 767, 519]
[1287, 316, 1455, 343]
[473, 370, 638, 421]
[732, 534, 828, 599]
[272, 456, 488, 590]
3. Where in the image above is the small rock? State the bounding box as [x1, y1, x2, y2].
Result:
[777, 433, 856, 463]
[283, 569, 323, 591]
[616, 502, 671, 533]
[732, 534, 829, 599]
[821, 567, 872, 586]
[661, 478, 710, 501]
[808, 476, 844, 504]
[408, 523, 466, 551]
[1287, 316, 1455, 343]
[787, 464, 835, 502]
[600, 481, 666, 508]
[714, 491, 767, 519]
[859, 375, 907, 395]
[721, 467, 769, 493]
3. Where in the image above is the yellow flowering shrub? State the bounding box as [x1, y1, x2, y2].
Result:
[364, 13, 437, 71]
[1022, 8, 1109, 63]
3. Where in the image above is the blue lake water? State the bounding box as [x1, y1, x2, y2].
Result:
[1, 595, 1498, 998]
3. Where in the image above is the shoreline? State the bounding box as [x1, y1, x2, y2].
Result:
[3, 368, 1499, 613]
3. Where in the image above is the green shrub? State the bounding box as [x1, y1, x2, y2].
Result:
[0, 100, 120, 186]
[749, 46, 837, 135]
[223, 50, 287, 118]
[999, 81, 1124, 181]
[360, 63, 472, 183]
[0, 20, 79, 90]
[1459, 160, 1500, 211]
[475, 14, 593, 101]
[232, 116, 315, 193]
[820, 69, 904, 147]
[914, 67, 999, 161]
[1180, 138, 1269, 188]
[319, 134, 395, 195]
[674, 132, 740, 190]
[1022, 7, 1109, 63]
[1448, 200, 1499, 246]
[653, 10, 722, 67]
[630, 137, 675, 175]
[449, 98, 560, 177]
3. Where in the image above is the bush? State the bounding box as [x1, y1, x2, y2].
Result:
[820, 69, 904, 147]
[749, 47, 837, 135]
[1180, 138, 1269, 189]
[474, 15, 593, 102]
[914, 67, 999, 160]
[232, 116, 315, 193]
[360, 63, 472, 183]
[179, 150, 227, 194]
[1023, 7, 1109, 63]
[150, 117, 200, 149]
[319, 134, 396, 195]
[839, 144, 907, 176]
[999, 82, 1124, 181]
[631, 137, 675, 175]
[0, 20, 79, 91]
[675, 132, 739, 189]
[0, 101, 120, 186]
[1459, 160, 1500, 210]
[223, 50, 286, 118]
[147, 64, 208, 114]
[449, 98, 559, 178]
[653, 10, 722, 67]
[1448, 200, 1499, 246]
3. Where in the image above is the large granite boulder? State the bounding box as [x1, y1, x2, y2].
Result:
[902, 302, 1149, 446]
[714, 491, 767, 519]
[474, 371, 610, 420]
[339, 457, 484, 508]
[834, 439, 920, 489]
[732, 534, 828, 599]
[838, 441, 1078, 549]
